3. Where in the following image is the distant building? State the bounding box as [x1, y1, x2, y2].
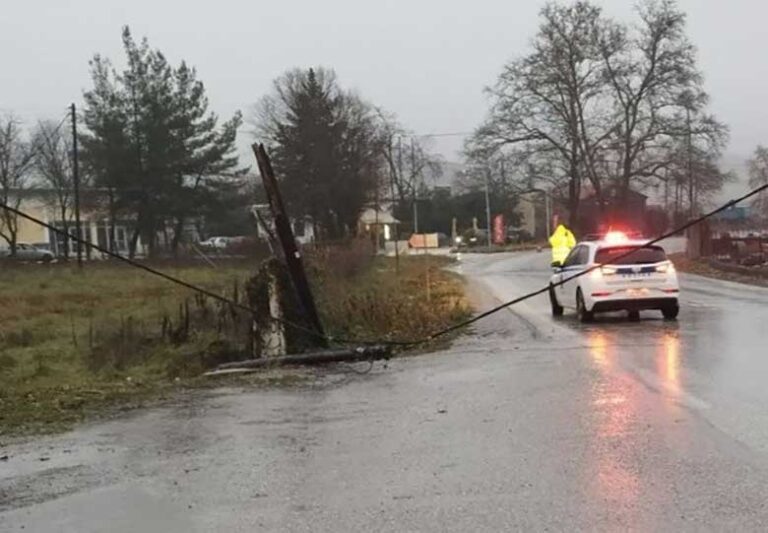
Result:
[251, 204, 315, 246]
[713, 205, 750, 222]
[711, 205, 764, 238]
[431, 186, 452, 199]
[515, 193, 543, 240]
[0, 188, 143, 257]
[358, 207, 400, 242]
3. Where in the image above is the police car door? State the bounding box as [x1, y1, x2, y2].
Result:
[559, 245, 587, 308]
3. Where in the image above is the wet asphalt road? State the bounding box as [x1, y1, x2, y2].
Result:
[3, 250, 768, 531]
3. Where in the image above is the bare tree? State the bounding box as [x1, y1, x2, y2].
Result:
[748, 146, 768, 220]
[467, 2, 617, 228]
[0, 115, 35, 255]
[665, 102, 730, 219]
[597, 0, 725, 208]
[252, 67, 385, 238]
[376, 112, 443, 205]
[33, 119, 74, 259]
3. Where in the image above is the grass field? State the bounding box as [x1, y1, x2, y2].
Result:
[0, 251, 469, 436]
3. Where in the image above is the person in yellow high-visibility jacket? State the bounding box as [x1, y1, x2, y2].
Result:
[549, 224, 576, 266]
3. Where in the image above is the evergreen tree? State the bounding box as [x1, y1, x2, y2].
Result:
[253, 67, 381, 239]
[81, 26, 243, 257]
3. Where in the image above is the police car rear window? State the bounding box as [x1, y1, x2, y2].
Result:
[595, 246, 667, 265]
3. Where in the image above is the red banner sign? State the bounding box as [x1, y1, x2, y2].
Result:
[493, 214, 506, 245]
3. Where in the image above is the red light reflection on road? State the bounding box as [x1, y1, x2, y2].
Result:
[658, 333, 681, 398]
[589, 331, 609, 367]
[587, 331, 640, 513]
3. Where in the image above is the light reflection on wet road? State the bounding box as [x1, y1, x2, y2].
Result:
[463, 248, 768, 442]
[457, 250, 768, 529]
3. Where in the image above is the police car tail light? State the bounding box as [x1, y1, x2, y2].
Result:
[656, 262, 676, 274]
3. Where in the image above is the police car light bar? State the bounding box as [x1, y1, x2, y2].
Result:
[604, 231, 629, 244]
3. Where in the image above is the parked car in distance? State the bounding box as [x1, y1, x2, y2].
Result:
[199, 236, 232, 250]
[0, 243, 55, 263]
[198, 236, 249, 253]
[454, 229, 488, 249]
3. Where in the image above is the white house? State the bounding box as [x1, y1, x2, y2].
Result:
[358, 207, 399, 242]
[0, 188, 143, 257]
[251, 204, 315, 245]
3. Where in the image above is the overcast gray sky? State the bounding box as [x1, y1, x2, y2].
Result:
[2, 0, 765, 175]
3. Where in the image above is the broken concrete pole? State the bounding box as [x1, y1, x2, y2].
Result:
[246, 258, 322, 358]
[263, 266, 286, 357]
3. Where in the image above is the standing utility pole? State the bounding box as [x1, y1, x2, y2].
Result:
[70, 103, 83, 268]
[390, 138, 401, 273]
[413, 201, 419, 235]
[686, 106, 695, 219]
[411, 138, 418, 235]
[374, 170, 380, 254]
[527, 187, 552, 238]
[485, 168, 492, 250]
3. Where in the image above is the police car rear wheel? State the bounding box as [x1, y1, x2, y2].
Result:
[576, 289, 594, 323]
[662, 304, 679, 320]
[549, 285, 564, 317]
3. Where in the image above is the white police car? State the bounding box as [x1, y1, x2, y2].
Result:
[549, 232, 680, 322]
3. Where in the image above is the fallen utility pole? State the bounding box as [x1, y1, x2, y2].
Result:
[211, 345, 391, 372]
[252, 143, 327, 348]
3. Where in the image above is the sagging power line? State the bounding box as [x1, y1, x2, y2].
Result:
[2, 182, 767, 351]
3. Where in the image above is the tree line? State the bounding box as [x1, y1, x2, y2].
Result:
[3, 3, 767, 259]
[1, 28, 444, 257]
[466, 0, 736, 232]
[1, 114, 81, 256]
[1, 28, 246, 258]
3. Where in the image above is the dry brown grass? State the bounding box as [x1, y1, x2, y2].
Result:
[0, 252, 469, 436]
[315, 254, 470, 343]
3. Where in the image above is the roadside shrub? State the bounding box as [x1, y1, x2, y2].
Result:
[318, 258, 470, 342]
[226, 237, 270, 258]
[0, 353, 17, 372]
[86, 317, 154, 372]
[307, 238, 373, 280]
[164, 337, 249, 378]
[2, 328, 35, 348]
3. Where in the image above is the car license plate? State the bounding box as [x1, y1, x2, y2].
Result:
[627, 288, 648, 297]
